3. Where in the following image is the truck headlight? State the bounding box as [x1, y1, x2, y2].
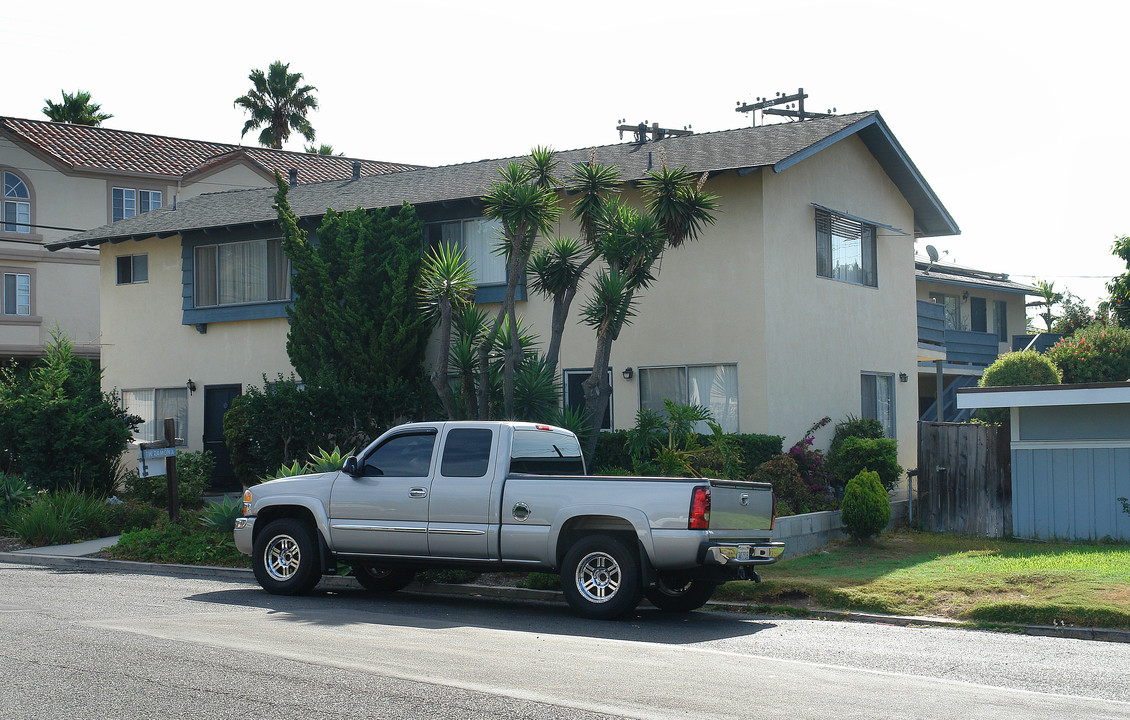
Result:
[242, 489, 253, 515]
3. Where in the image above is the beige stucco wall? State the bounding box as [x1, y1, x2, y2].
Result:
[178, 162, 273, 202]
[100, 235, 293, 450]
[759, 135, 919, 479]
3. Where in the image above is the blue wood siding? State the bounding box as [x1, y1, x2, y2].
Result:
[917, 299, 945, 346]
[1012, 447, 1130, 541]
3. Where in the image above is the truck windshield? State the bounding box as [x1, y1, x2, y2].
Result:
[510, 429, 585, 475]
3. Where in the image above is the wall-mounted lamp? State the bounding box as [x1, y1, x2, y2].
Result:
[899, 373, 909, 383]
[186, 379, 197, 394]
[961, 291, 969, 301]
[622, 367, 634, 381]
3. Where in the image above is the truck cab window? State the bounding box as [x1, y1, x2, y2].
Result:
[510, 429, 584, 475]
[363, 433, 435, 477]
[440, 428, 493, 478]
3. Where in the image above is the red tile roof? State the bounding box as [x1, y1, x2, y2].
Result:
[1, 117, 422, 182]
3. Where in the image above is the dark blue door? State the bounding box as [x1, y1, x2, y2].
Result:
[203, 385, 241, 489]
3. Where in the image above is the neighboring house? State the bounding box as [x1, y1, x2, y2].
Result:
[50, 111, 959, 486]
[0, 116, 419, 364]
[914, 258, 1037, 422]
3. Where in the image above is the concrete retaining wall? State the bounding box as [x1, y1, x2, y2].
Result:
[772, 500, 909, 558]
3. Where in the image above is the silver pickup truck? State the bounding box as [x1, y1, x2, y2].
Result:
[234, 421, 782, 619]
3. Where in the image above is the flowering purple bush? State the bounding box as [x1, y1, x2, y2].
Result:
[786, 416, 833, 494]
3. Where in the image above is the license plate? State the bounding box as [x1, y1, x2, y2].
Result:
[736, 545, 751, 561]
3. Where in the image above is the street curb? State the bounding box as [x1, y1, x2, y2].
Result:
[3, 552, 1128, 644]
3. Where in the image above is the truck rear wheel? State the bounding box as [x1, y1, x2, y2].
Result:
[252, 518, 322, 595]
[353, 565, 416, 592]
[645, 572, 717, 612]
[561, 535, 642, 620]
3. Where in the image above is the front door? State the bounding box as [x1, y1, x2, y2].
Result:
[203, 385, 241, 489]
[329, 430, 437, 557]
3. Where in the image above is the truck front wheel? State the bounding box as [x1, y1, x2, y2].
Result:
[645, 572, 717, 612]
[561, 535, 642, 620]
[252, 518, 322, 595]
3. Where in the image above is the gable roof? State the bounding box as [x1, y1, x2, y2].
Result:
[1, 116, 422, 183]
[49, 111, 960, 250]
[915, 257, 1037, 295]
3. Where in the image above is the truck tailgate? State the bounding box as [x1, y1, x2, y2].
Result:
[708, 479, 773, 535]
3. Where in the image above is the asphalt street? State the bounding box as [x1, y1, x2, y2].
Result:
[1, 563, 1128, 719]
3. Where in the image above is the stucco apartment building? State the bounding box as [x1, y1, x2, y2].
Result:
[0, 116, 418, 363]
[50, 112, 960, 484]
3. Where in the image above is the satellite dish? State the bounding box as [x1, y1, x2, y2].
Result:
[926, 245, 940, 262]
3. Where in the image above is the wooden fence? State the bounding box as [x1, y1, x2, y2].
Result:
[916, 422, 1011, 536]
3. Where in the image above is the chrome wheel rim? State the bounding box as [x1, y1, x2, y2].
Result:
[575, 551, 621, 604]
[264, 534, 301, 582]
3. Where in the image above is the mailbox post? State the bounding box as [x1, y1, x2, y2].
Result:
[139, 418, 180, 521]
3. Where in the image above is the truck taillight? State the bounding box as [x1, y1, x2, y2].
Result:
[689, 487, 710, 530]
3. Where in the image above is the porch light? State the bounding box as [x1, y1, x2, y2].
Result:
[186, 379, 197, 393]
[622, 367, 634, 381]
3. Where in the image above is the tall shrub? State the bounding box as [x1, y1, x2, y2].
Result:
[0, 330, 138, 494]
[1045, 324, 1130, 384]
[976, 350, 1061, 423]
[840, 470, 890, 541]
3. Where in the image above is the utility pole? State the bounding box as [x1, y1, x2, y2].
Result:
[736, 88, 837, 125]
[615, 119, 693, 143]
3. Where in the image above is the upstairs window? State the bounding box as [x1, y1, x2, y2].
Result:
[113, 187, 162, 222]
[194, 238, 290, 307]
[3, 171, 32, 234]
[815, 208, 877, 287]
[929, 292, 962, 330]
[116, 254, 148, 285]
[427, 217, 507, 286]
[1, 272, 31, 316]
[994, 300, 1008, 342]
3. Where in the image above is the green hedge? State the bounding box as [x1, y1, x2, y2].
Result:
[591, 430, 782, 476]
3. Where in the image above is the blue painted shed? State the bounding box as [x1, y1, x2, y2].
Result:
[957, 382, 1130, 541]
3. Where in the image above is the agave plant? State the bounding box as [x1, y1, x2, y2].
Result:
[307, 446, 352, 473]
[0, 472, 34, 513]
[266, 459, 309, 483]
[200, 495, 244, 533]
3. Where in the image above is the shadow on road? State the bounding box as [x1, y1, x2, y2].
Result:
[184, 585, 774, 644]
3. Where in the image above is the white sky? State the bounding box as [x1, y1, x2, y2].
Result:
[5, 0, 1128, 313]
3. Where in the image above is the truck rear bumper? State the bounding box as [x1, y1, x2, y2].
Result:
[702, 541, 785, 566]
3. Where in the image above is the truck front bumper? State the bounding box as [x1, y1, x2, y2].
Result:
[702, 541, 785, 566]
[233, 517, 255, 555]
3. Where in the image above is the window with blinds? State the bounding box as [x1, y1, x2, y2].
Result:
[194, 239, 290, 307]
[815, 208, 877, 287]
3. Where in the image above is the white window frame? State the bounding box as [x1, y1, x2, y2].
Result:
[140, 190, 162, 214]
[122, 387, 188, 445]
[861, 371, 896, 439]
[194, 238, 291, 308]
[116, 254, 148, 285]
[638, 363, 740, 434]
[1, 271, 31, 316]
[113, 187, 137, 222]
[435, 217, 507, 287]
[3, 171, 32, 234]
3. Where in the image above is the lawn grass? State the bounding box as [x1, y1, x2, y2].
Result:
[714, 529, 1130, 629]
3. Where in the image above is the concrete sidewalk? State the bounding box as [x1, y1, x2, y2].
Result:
[11, 536, 120, 557]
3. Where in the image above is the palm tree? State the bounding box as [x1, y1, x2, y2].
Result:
[1030, 279, 1063, 332]
[42, 90, 112, 126]
[418, 243, 475, 418]
[305, 143, 342, 156]
[234, 61, 318, 149]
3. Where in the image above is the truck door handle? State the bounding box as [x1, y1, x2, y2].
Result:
[409, 487, 428, 498]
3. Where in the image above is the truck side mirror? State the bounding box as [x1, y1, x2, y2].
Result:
[342, 456, 359, 476]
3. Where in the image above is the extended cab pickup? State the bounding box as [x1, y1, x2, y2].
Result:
[234, 421, 783, 619]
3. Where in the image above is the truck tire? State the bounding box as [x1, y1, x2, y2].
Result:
[561, 535, 642, 620]
[252, 518, 322, 596]
[353, 565, 416, 593]
[645, 572, 717, 612]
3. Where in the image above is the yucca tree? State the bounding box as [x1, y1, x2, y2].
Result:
[450, 306, 489, 418]
[42, 90, 112, 126]
[234, 61, 318, 149]
[528, 237, 589, 377]
[479, 147, 562, 418]
[577, 167, 718, 462]
[419, 243, 475, 417]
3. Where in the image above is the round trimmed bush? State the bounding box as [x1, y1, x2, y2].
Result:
[1045, 324, 1130, 384]
[976, 350, 1061, 423]
[840, 470, 890, 541]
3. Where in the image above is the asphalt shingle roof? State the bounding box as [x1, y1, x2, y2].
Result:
[915, 259, 1037, 295]
[49, 111, 960, 249]
[2, 116, 421, 183]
